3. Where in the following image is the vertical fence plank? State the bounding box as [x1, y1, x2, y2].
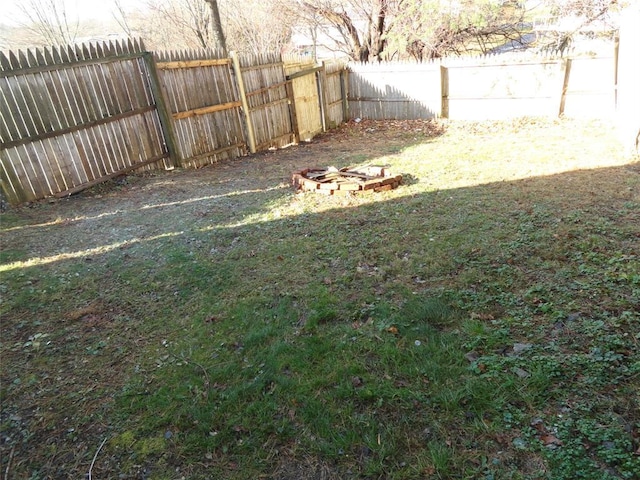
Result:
[142, 52, 177, 168]
[285, 80, 300, 144]
[319, 61, 330, 132]
[340, 69, 349, 123]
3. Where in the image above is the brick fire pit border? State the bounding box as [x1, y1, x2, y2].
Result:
[292, 166, 402, 195]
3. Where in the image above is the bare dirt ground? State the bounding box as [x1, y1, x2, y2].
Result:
[2, 120, 441, 263]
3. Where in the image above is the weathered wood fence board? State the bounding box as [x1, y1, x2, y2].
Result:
[284, 57, 322, 141]
[155, 48, 245, 168]
[240, 53, 295, 151]
[324, 60, 348, 128]
[0, 39, 170, 203]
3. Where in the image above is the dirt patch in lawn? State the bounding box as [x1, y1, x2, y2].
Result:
[1, 119, 442, 262]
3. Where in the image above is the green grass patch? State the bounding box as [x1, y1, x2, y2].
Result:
[1, 118, 638, 479]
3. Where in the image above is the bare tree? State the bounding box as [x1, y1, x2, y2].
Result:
[545, 0, 619, 19]
[112, 0, 135, 38]
[145, 0, 213, 49]
[291, 0, 530, 61]
[538, 0, 621, 54]
[297, 0, 390, 62]
[386, 0, 530, 60]
[16, 0, 81, 46]
[221, 0, 290, 55]
[113, 0, 286, 54]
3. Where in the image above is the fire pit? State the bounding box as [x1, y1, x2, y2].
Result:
[292, 166, 402, 195]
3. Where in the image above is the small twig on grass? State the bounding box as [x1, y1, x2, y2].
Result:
[4, 446, 15, 480]
[176, 355, 211, 387]
[88, 437, 108, 480]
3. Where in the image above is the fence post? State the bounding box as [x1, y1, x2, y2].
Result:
[340, 68, 349, 123]
[614, 34, 620, 109]
[285, 80, 301, 144]
[440, 65, 449, 119]
[230, 51, 257, 154]
[558, 58, 572, 116]
[318, 61, 330, 131]
[142, 52, 178, 168]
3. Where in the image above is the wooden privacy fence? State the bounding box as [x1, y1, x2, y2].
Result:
[1, 37, 623, 205]
[283, 57, 349, 140]
[348, 52, 619, 120]
[0, 40, 346, 204]
[154, 49, 244, 169]
[349, 62, 442, 120]
[0, 39, 171, 204]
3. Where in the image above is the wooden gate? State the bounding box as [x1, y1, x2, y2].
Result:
[285, 60, 323, 141]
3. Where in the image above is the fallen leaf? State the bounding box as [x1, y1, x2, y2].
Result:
[465, 351, 479, 363]
[387, 326, 398, 335]
[531, 418, 545, 433]
[541, 434, 563, 446]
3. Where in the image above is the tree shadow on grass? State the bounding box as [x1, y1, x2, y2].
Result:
[0, 128, 638, 479]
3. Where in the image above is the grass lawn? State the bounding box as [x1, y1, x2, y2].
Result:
[1, 117, 639, 479]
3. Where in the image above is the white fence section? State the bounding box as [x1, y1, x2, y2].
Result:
[348, 62, 442, 120]
[348, 51, 619, 121]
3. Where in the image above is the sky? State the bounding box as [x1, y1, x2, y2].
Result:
[4, 0, 143, 27]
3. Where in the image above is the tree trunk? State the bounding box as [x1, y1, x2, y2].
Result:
[205, 0, 227, 54]
[301, 0, 389, 62]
